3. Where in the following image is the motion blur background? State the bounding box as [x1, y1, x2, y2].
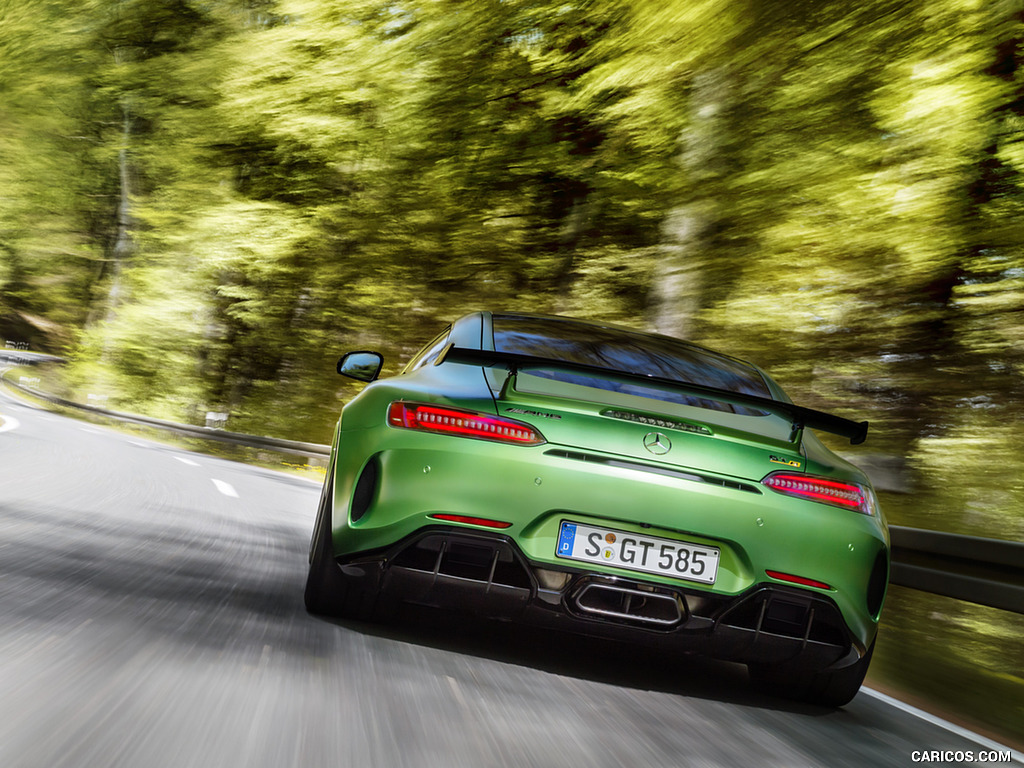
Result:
[1, 0, 1022, 746]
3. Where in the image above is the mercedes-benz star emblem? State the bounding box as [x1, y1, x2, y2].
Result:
[643, 432, 672, 455]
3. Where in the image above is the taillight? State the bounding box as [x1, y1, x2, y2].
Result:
[387, 402, 545, 445]
[762, 472, 876, 515]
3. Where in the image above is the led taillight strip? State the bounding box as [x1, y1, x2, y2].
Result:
[387, 402, 545, 445]
[761, 472, 873, 515]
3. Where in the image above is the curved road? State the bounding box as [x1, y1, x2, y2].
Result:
[0, 384, 1018, 768]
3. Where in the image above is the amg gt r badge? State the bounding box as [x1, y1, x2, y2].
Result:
[504, 407, 561, 419]
[643, 432, 672, 455]
[770, 455, 803, 468]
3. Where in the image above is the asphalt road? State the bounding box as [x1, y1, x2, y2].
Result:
[0, 383, 1018, 768]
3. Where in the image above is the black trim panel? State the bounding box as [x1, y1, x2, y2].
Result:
[334, 526, 863, 671]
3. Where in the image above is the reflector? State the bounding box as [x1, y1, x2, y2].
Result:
[428, 514, 513, 529]
[765, 570, 832, 590]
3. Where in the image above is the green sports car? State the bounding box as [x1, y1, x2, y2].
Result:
[305, 311, 889, 706]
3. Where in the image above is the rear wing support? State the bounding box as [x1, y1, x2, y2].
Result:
[437, 346, 868, 445]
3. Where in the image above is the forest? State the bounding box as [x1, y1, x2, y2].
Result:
[2, 0, 1023, 741]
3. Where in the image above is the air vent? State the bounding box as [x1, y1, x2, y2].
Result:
[867, 550, 888, 617]
[350, 457, 379, 522]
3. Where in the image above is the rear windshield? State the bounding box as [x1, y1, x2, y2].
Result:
[492, 315, 772, 412]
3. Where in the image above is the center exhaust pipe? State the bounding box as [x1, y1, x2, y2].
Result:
[573, 581, 685, 627]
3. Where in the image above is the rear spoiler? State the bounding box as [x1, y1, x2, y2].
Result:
[437, 345, 868, 445]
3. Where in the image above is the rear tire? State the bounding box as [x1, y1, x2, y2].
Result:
[303, 472, 379, 620]
[748, 638, 875, 707]
[805, 639, 875, 707]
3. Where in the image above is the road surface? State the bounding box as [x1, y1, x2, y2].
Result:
[0, 383, 1018, 768]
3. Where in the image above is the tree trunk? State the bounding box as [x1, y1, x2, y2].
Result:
[103, 105, 134, 326]
[649, 68, 733, 339]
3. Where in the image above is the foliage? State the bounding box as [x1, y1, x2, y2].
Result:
[0, 0, 1021, 465]
[0, 0, 1020, 449]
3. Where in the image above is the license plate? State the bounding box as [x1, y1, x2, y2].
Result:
[556, 521, 720, 585]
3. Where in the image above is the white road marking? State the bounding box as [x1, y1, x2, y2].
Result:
[174, 456, 200, 467]
[0, 414, 21, 433]
[128, 441, 147, 447]
[212, 479, 238, 498]
[79, 427, 103, 435]
[862, 687, 1024, 763]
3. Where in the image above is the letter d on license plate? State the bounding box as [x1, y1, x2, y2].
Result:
[556, 520, 719, 585]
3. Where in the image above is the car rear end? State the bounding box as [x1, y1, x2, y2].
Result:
[327, 313, 888, 681]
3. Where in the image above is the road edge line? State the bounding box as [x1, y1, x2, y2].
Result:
[862, 687, 1024, 763]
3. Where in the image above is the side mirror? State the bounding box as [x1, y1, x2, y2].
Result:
[338, 351, 383, 382]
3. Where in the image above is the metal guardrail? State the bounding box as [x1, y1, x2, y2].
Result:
[3, 358, 1022, 614]
[889, 526, 1024, 614]
[0, 367, 329, 459]
[0, 349, 66, 365]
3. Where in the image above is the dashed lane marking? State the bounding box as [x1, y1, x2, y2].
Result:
[212, 479, 239, 498]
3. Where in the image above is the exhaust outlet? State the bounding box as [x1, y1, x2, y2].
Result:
[573, 582, 685, 627]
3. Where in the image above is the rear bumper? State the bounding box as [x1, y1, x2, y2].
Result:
[336, 526, 867, 671]
[331, 435, 889, 650]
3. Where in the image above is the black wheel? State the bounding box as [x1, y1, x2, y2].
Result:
[748, 638, 875, 708]
[303, 471, 379, 620]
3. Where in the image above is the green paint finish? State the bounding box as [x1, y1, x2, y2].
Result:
[327, 312, 888, 652]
